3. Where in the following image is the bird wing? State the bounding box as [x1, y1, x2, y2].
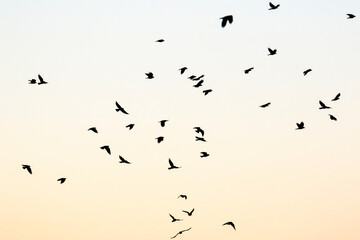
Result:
[169, 159, 175, 167]
[319, 101, 326, 107]
[28, 167, 32, 174]
[119, 155, 125, 161]
[334, 93, 340, 99]
[190, 208, 194, 214]
[269, 2, 275, 8]
[221, 18, 227, 27]
[171, 232, 179, 239]
[38, 74, 43, 82]
[183, 227, 191, 232]
[182, 210, 190, 215]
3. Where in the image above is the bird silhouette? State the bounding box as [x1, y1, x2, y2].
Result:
[194, 127, 204, 136]
[182, 208, 195, 216]
[171, 228, 191, 239]
[156, 39, 164, 42]
[222, 221, 236, 230]
[159, 120, 168, 127]
[126, 124, 135, 130]
[178, 194, 187, 200]
[119, 155, 131, 164]
[260, 102, 271, 108]
[200, 152, 209, 158]
[22, 165, 32, 174]
[195, 136, 206, 142]
[268, 2, 280, 10]
[329, 114, 337, 121]
[115, 102, 129, 114]
[220, 15, 233, 28]
[268, 48, 277, 55]
[244, 67, 254, 74]
[188, 75, 196, 80]
[156, 136, 164, 143]
[169, 214, 183, 222]
[100, 145, 111, 155]
[193, 80, 204, 88]
[347, 14, 356, 19]
[296, 122, 305, 130]
[145, 72, 154, 79]
[168, 159, 181, 170]
[57, 178, 66, 184]
[303, 69, 312, 76]
[193, 75, 204, 81]
[88, 127, 98, 133]
[203, 89, 212, 95]
[38, 74, 47, 85]
[28, 79, 36, 84]
[179, 67, 187, 74]
[319, 100, 331, 109]
[331, 93, 340, 101]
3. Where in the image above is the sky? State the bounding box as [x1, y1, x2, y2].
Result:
[0, 0, 360, 239]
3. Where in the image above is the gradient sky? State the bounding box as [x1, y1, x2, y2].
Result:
[1, 0, 360, 239]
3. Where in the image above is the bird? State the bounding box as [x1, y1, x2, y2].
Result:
[168, 159, 181, 170]
[169, 214, 183, 222]
[126, 124, 135, 130]
[195, 136, 206, 142]
[100, 145, 111, 155]
[220, 15, 233, 28]
[331, 93, 340, 101]
[57, 178, 66, 184]
[319, 100, 331, 109]
[156, 39, 164, 42]
[347, 14, 356, 19]
[200, 152, 210, 158]
[188, 75, 196, 80]
[193, 80, 204, 88]
[268, 48, 277, 55]
[115, 102, 129, 114]
[22, 165, 32, 174]
[222, 221, 236, 230]
[194, 127, 204, 136]
[244, 67, 254, 74]
[179, 67, 187, 74]
[182, 208, 195, 216]
[171, 228, 191, 239]
[259, 102, 271, 108]
[296, 122, 305, 130]
[159, 120, 168, 127]
[88, 127, 98, 133]
[203, 89, 212, 96]
[193, 75, 204, 81]
[119, 155, 131, 164]
[329, 114, 337, 121]
[303, 69, 312, 76]
[28, 79, 36, 84]
[156, 136, 164, 143]
[178, 195, 187, 200]
[145, 72, 154, 79]
[38, 74, 47, 85]
[268, 2, 280, 10]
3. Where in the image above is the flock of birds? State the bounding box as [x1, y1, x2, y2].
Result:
[23, 2, 356, 238]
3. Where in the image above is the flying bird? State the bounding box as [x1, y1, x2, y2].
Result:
[268, 48, 277, 55]
[119, 155, 131, 164]
[195, 136, 206, 142]
[296, 122, 305, 130]
[156, 136, 164, 143]
[194, 127, 204, 136]
[331, 93, 340, 101]
[220, 15, 233, 28]
[259, 102, 271, 108]
[203, 89, 212, 96]
[179, 67, 187, 74]
[303, 69, 312, 76]
[329, 114, 337, 121]
[28, 79, 36, 84]
[222, 221, 236, 230]
[115, 102, 129, 114]
[57, 178, 66, 184]
[145, 72, 154, 79]
[38, 74, 47, 85]
[319, 100, 331, 109]
[193, 75, 204, 81]
[268, 2, 280, 10]
[22, 165, 32, 174]
[171, 228, 191, 239]
[244, 67, 254, 74]
[100, 145, 111, 155]
[156, 39, 164, 42]
[159, 120, 168, 127]
[188, 75, 196, 80]
[168, 159, 181, 170]
[200, 152, 210, 158]
[182, 208, 195, 216]
[126, 124, 135, 130]
[88, 127, 98, 133]
[193, 80, 203, 88]
[169, 214, 183, 222]
[347, 14, 356, 19]
[178, 195, 187, 200]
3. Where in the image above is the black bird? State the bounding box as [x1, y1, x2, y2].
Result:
[188, 75, 196, 80]
[126, 124, 135, 130]
[145, 72, 154, 79]
[115, 102, 129, 114]
[168, 159, 181, 170]
[169, 214, 183, 222]
[200, 152, 209, 158]
[193, 75, 204, 81]
[244, 67, 254, 74]
[222, 221, 236, 230]
[203, 89, 212, 96]
[179, 67, 187, 74]
[100, 145, 111, 155]
[303, 69, 312, 76]
[183, 208, 195, 216]
[28, 79, 36, 84]
[331, 93, 340, 101]
[296, 122, 305, 130]
[57, 178, 66, 184]
[329, 114, 337, 121]
[268, 2, 280, 10]
[156, 39, 164, 42]
[260, 102, 271, 108]
[156, 136, 164, 143]
[171, 228, 191, 239]
[119, 155, 131, 164]
[178, 195, 187, 200]
[319, 100, 331, 109]
[22, 165, 32, 174]
[193, 80, 204, 88]
[38, 74, 47, 85]
[159, 120, 168, 127]
[195, 136, 206, 142]
[220, 15, 233, 28]
[347, 14, 356, 19]
[194, 127, 204, 136]
[88, 127, 98, 133]
[268, 48, 277, 55]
